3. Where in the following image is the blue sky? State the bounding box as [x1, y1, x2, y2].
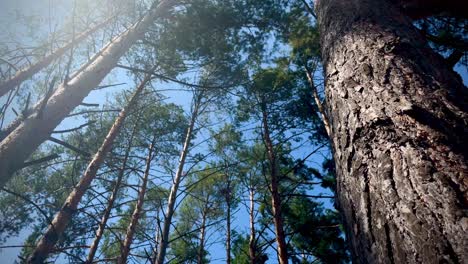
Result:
[0, 0, 467, 263]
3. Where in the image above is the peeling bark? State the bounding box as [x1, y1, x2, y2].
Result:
[316, 0, 468, 263]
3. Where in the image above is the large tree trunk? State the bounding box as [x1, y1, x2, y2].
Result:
[26, 74, 152, 264]
[316, 0, 468, 263]
[261, 104, 289, 264]
[153, 94, 201, 264]
[0, 16, 112, 98]
[117, 134, 156, 264]
[0, 0, 175, 189]
[85, 119, 139, 264]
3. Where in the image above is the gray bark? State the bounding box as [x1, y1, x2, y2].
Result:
[26, 73, 152, 263]
[316, 0, 468, 263]
[0, 0, 176, 189]
[153, 94, 201, 264]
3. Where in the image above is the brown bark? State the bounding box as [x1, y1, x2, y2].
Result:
[154, 94, 201, 264]
[85, 120, 138, 264]
[0, 17, 113, 98]
[261, 104, 288, 264]
[0, 0, 176, 189]
[26, 74, 152, 263]
[117, 134, 156, 264]
[316, 0, 468, 263]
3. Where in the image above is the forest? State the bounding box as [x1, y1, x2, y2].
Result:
[0, 0, 466, 263]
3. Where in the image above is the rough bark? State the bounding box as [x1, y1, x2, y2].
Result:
[0, 0, 176, 189]
[261, 104, 289, 264]
[26, 74, 152, 263]
[117, 135, 156, 264]
[85, 120, 138, 264]
[153, 95, 200, 264]
[316, 0, 468, 263]
[0, 17, 113, 98]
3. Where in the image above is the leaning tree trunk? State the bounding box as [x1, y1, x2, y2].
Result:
[117, 134, 156, 264]
[154, 94, 201, 264]
[85, 118, 139, 264]
[260, 104, 289, 264]
[26, 73, 152, 264]
[0, 16, 113, 98]
[316, 0, 468, 263]
[225, 177, 232, 264]
[0, 0, 175, 189]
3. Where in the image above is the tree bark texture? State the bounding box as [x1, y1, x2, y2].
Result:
[0, 16, 113, 98]
[26, 74, 152, 263]
[0, 0, 175, 189]
[117, 135, 156, 264]
[261, 105, 289, 264]
[316, 0, 468, 263]
[154, 95, 200, 264]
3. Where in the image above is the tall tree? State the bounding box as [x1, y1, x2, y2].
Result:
[316, 0, 467, 262]
[0, 0, 176, 188]
[26, 72, 153, 263]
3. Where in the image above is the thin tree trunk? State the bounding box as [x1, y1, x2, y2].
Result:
[117, 134, 156, 264]
[197, 208, 207, 264]
[260, 104, 288, 264]
[154, 95, 201, 264]
[0, 17, 113, 98]
[0, 0, 175, 189]
[225, 180, 231, 264]
[316, 0, 468, 263]
[85, 119, 139, 264]
[248, 188, 256, 264]
[304, 65, 331, 137]
[26, 73, 152, 264]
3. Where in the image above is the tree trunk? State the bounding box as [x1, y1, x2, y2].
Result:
[85, 119, 139, 264]
[117, 134, 156, 264]
[26, 73, 152, 264]
[248, 188, 256, 264]
[225, 178, 232, 264]
[0, 0, 175, 189]
[304, 65, 331, 137]
[154, 95, 201, 264]
[261, 104, 289, 264]
[316, 0, 468, 263]
[197, 208, 207, 264]
[0, 16, 113, 98]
